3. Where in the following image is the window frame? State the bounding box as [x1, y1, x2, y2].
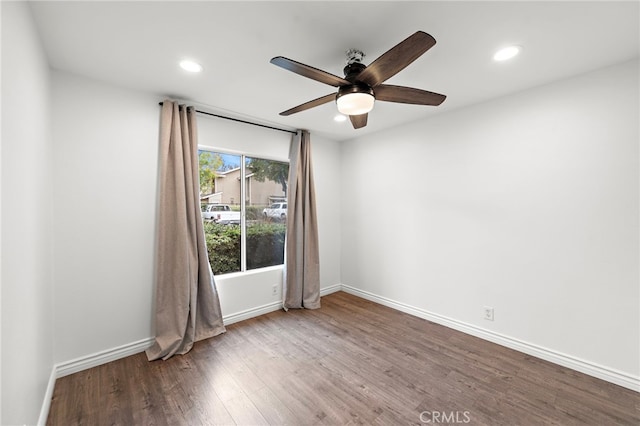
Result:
[198, 145, 289, 275]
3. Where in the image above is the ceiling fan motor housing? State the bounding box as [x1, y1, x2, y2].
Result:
[337, 83, 374, 99]
[343, 61, 367, 82]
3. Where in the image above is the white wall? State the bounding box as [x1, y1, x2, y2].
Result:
[341, 59, 639, 381]
[51, 72, 343, 364]
[1, 2, 54, 424]
[52, 71, 160, 363]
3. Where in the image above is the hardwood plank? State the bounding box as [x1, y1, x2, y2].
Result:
[244, 386, 300, 425]
[47, 292, 640, 425]
[127, 354, 170, 426]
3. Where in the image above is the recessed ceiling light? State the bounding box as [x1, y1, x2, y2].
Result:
[493, 46, 521, 62]
[179, 60, 203, 73]
[334, 114, 347, 122]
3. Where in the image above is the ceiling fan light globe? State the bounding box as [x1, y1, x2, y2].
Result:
[336, 92, 375, 115]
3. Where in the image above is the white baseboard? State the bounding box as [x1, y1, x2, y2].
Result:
[223, 301, 283, 325]
[37, 366, 57, 425]
[223, 283, 342, 325]
[341, 284, 640, 392]
[321, 283, 342, 296]
[56, 337, 155, 378]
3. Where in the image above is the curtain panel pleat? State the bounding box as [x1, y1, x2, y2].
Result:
[146, 100, 225, 361]
[283, 130, 321, 310]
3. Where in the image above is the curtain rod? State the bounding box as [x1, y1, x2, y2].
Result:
[158, 102, 297, 135]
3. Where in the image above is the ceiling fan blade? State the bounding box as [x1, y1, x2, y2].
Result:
[349, 113, 368, 129]
[279, 93, 337, 116]
[271, 56, 350, 87]
[375, 84, 446, 106]
[356, 31, 436, 87]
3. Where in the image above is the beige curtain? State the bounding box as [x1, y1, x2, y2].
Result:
[146, 100, 225, 361]
[283, 130, 321, 309]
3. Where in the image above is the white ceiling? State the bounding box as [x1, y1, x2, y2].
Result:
[29, 1, 639, 141]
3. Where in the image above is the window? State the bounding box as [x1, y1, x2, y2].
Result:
[199, 149, 289, 275]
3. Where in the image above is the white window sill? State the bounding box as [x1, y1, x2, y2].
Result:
[214, 264, 284, 280]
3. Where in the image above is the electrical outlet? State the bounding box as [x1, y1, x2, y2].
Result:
[272, 284, 278, 296]
[484, 306, 494, 321]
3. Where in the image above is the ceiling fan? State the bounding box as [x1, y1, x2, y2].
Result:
[270, 31, 446, 129]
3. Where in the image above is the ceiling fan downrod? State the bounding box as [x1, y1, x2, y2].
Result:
[343, 49, 367, 82]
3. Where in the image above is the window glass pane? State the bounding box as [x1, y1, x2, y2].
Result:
[245, 156, 288, 270]
[199, 150, 288, 275]
[199, 150, 242, 275]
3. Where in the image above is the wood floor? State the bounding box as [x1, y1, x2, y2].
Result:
[47, 291, 639, 425]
